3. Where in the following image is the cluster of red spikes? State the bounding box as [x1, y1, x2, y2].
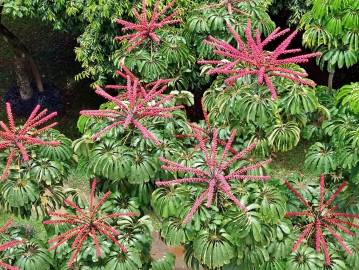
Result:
[285, 175, 359, 265]
[116, 0, 181, 52]
[0, 103, 60, 180]
[0, 220, 23, 270]
[156, 128, 271, 224]
[43, 179, 137, 268]
[198, 19, 320, 100]
[80, 66, 182, 145]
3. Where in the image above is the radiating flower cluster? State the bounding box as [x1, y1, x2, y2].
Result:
[0, 103, 59, 180]
[285, 175, 359, 265]
[116, 0, 181, 52]
[198, 19, 321, 100]
[156, 128, 271, 224]
[0, 220, 23, 270]
[43, 179, 137, 268]
[80, 67, 182, 145]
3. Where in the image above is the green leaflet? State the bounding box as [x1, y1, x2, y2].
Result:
[150, 253, 176, 270]
[304, 142, 336, 173]
[193, 229, 235, 269]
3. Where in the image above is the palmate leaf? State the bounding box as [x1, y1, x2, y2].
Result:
[249, 137, 271, 157]
[336, 145, 359, 170]
[137, 52, 168, 82]
[72, 135, 93, 157]
[237, 86, 275, 124]
[253, 185, 286, 223]
[336, 82, 359, 114]
[1, 174, 39, 208]
[237, 245, 270, 268]
[14, 240, 53, 270]
[152, 186, 189, 218]
[286, 246, 323, 270]
[207, 9, 232, 31]
[281, 85, 319, 115]
[304, 142, 336, 173]
[33, 185, 68, 218]
[29, 159, 67, 185]
[187, 14, 210, 33]
[116, 215, 152, 248]
[160, 218, 188, 247]
[318, 47, 358, 70]
[160, 34, 194, 65]
[184, 243, 200, 270]
[259, 260, 286, 270]
[267, 232, 295, 259]
[104, 248, 142, 270]
[268, 121, 300, 152]
[346, 235, 359, 268]
[225, 204, 263, 243]
[323, 114, 358, 142]
[327, 251, 348, 270]
[78, 236, 112, 264]
[128, 150, 158, 184]
[89, 140, 132, 180]
[37, 130, 72, 161]
[150, 252, 175, 270]
[193, 229, 235, 269]
[102, 192, 140, 214]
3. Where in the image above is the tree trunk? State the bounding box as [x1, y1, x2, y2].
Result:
[0, 5, 44, 100]
[13, 55, 33, 100]
[328, 70, 335, 90]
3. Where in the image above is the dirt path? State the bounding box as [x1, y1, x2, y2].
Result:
[151, 231, 188, 270]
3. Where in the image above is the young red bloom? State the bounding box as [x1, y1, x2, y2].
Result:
[0, 220, 23, 270]
[80, 67, 182, 145]
[198, 19, 321, 100]
[116, 0, 181, 52]
[0, 103, 60, 180]
[156, 128, 271, 224]
[43, 179, 138, 268]
[285, 175, 359, 265]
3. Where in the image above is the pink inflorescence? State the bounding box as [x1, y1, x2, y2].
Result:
[80, 66, 182, 145]
[0, 220, 23, 270]
[285, 175, 359, 265]
[43, 179, 138, 268]
[0, 103, 60, 180]
[116, 0, 181, 52]
[156, 128, 272, 224]
[198, 19, 321, 100]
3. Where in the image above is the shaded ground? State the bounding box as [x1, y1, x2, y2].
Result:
[0, 16, 101, 139]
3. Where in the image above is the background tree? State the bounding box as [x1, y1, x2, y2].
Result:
[300, 0, 359, 89]
[0, 1, 44, 101]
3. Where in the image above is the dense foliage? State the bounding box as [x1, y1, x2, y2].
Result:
[1, 0, 359, 269]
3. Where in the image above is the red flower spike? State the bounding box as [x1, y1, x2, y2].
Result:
[156, 128, 271, 224]
[198, 19, 321, 100]
[285, 175, 359, 265]
[0, 220, 23, 270]
[0, 103, 59, 180]
[116, 0, 181, 52]
[43, 179, 138, 268]
[80, 68, 182, 145]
